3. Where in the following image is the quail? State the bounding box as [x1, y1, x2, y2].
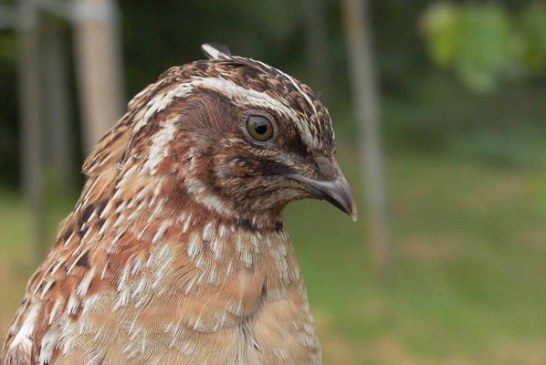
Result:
[1, 44, 356, 365]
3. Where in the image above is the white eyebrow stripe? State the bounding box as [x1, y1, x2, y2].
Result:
[134, 76, 318, 148]
[194, 77, 299, 119]
[143, 116, 178, 175]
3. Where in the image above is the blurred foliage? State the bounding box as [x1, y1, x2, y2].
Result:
[521, 2, 546, 73]
[421, 1, 546, 93]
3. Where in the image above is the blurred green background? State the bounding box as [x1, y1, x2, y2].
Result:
[1, 1, 546, 364]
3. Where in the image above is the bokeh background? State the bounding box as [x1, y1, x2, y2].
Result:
[1, 0, 546, 364]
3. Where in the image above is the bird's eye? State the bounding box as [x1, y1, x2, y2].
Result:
[245, 114, 274, 142]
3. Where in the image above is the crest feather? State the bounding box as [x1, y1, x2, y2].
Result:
[201, 43, 231, 60]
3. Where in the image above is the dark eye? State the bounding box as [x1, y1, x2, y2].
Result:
[245, 114, 274, 142]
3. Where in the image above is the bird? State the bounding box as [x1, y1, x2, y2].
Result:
[1, 43, 356, 365]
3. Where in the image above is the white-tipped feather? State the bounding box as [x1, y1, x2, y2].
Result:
[201, 43, 229, 60]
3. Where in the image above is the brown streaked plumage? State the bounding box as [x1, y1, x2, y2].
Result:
[1, 44, 356, 365]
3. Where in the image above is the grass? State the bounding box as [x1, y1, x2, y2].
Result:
[1, 152, 546, 364]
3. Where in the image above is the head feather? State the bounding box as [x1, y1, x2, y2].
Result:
[201, 43, 231, 60]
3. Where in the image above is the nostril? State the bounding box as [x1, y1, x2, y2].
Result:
[314, 156, 337, 180]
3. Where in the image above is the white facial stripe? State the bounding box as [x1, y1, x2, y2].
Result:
[133, 76, 320, 149]
[196, 77, 299, 118]
[133, 83, 194, 133]
[203, 76, 322, 149]
[185, 177, 236, 216]
[143, 117, 178, 175]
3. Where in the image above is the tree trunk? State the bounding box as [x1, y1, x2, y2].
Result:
[302, 0, 333, 105]
[340, 0, 391, 284]
[73, 0, 124, 151]
[41, 15, 76, 192]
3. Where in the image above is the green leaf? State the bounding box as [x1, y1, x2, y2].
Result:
[420, 2, 461, 67]
[520, 2, 546, 74]
[421, 2, 533, 94]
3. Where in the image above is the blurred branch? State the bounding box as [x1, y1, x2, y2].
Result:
[33, 0, 117, 23]
[341, 0, 391, 284]
[71, 0, 117, 23]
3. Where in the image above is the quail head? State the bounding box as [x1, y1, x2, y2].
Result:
[1, 44, 356, 365]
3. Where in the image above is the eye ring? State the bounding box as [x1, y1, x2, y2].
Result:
[243, 112, 275, 143]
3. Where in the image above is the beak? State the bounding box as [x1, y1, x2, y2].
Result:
[288, 164, 357, 221]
